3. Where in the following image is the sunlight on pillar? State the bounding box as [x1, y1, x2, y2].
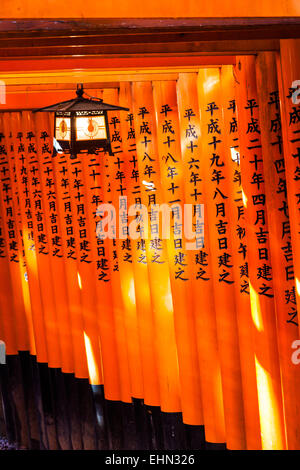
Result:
[163, 286, 174, 313]
[20, 266, 36, 354]
[249, 281, 264, 332]
[77, 272, 82, 290]
[127, 277, 136, 307]
[230, 146, 240, 164]
[83, 331, 100, 385]
[241, 188, 248, 208]
[23, 229, 38, 276]
[296, 278, 300, 296]
[203, 75, 219, 94]
[255, 355, 285, 450]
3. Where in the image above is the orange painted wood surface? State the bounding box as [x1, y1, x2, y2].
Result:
[0, 56, 299, 449]
[1, 0, 299, 17]
[236, 56, 286, 450]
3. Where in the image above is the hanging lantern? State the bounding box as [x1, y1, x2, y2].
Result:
[34, 83, 129, 157]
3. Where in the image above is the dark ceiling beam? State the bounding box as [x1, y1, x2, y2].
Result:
[0, 39, 279, 59]
[0, 18, 297, 59]
[0, 27, 298, 49]
[0, 17, 300, 41]
[0, 17, 300, 37]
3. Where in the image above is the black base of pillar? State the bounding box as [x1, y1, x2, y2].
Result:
[0, 353, 226, 451]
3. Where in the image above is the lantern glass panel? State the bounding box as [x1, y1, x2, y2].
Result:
[55, 116, 71, 141]
[75, 115, 107, 141]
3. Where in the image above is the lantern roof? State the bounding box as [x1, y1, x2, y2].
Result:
[34, 84, 129, 113]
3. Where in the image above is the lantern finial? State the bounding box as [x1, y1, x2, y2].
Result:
[76, 83, 84, 98]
